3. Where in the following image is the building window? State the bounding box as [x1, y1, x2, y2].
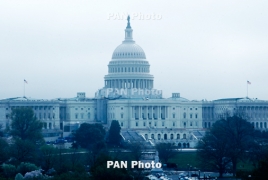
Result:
[195, 108, 197, 110]
[81, 113, 84, 119]
[184, 122, 186, 128]
[75, 114, 78, 119]
[195, 114, 198, 118]
[154, 122, 157, 126]
[121, 114, 124, 118]
[177, 134, 180, 139]
[170, 134, 174, 139]
[121, 122, 123, 127]
[136, 122, 138, 127]
[88, 113, 90, 119]
[173, 122, 175, 126]
[183, 134, 186, 139]
[151, 134, 154, 139]
[121, 107, 123, 110]
[88, 108, 90, 110]
[173, 114, 175, 118]
[190, 122, 192, 126]
[190, 114, 192, 118]
[190, 108, 192, 110]
[143, 122, 146, 126]
[162, 122, 164, 126]
[183, 113, 186, 119]
[158, 134, 161, 140]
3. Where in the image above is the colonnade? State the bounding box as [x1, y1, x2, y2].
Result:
[132, 106, 168, 120]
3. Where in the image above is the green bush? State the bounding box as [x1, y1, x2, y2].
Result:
[17, 162, 38, 176]
[15, 173, 24, 180]
[2, 163, 17, 178]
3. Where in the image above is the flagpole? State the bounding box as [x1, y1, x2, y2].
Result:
[24, 80, 25, 97]
[247, 82, 248, 98]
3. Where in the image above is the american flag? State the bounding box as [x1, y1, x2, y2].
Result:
[247, 80, 251, 85]
[24, 79, 28, 84]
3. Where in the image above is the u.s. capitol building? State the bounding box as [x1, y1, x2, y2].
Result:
[1, 18, 268, 147]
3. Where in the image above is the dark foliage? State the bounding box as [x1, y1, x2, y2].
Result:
[73, 123, 106, 150]
[90, 153, 132, 180]
[0, 138, 10, 164]
[155, 143, 176, 164]
[108, 120, 122, 145]
[10, 107, 43, 142]
[197, 114, 256, 177]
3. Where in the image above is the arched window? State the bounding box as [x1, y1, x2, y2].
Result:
[145, 134, 148, 140]
[158, 134, 161, 140]
[183, 134, 186, 139]
[170, 134, 173, 139]
[177, 134, 180, 139]
[164, 134, 167, 140]
[151, 134, 154, 139]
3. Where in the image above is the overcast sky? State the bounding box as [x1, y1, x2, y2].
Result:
[0, 0, 267, 101]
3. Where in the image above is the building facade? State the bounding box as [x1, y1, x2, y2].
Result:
[1, 18, 268, 146]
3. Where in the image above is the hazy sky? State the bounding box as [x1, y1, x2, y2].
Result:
[1, 0, 267, 101]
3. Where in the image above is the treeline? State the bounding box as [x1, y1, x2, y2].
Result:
[0, 107, 145, 180]
[197, 113, 268, 179]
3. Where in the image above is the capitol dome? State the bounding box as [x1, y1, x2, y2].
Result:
[112, 43, 146, 59]
[104, 16, 154, 90]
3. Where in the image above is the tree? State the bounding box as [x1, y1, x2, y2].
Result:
[129, 142, 145, 161]
[222, 115, 255, 175]
[17, 162, 38, 176]
[197, 114, 256, 177]
[10, 107, 43, 142]
[155, 143, 176, 164]
[108, 120, 122, 145]
[197, 126, 232, 177]
[73, 123, 106, 149]
[40, 145, 57, 172]
[2, 164, 17, 179]
[0, 138, 10, 164]
[10, 139, 37, 163]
